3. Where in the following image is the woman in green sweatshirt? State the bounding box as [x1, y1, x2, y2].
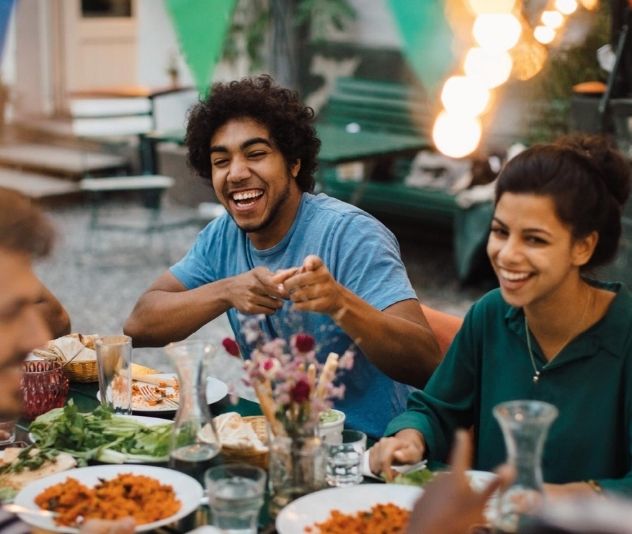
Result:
[370, 135, 632, 497]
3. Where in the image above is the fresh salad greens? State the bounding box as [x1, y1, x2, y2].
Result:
[390, 467, 436, 487]
[29, 401, 172, 464]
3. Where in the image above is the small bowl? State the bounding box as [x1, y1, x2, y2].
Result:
[318, 409, 345, 445]
[20, 360, 69, 420]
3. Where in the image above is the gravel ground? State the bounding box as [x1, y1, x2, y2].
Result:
[35, 198, 492, 398]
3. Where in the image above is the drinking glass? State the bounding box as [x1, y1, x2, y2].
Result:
[95, 335, 132, 414]
[493, 400, 558, 533]
[205, 463, 266, 534]
[20, 360, 69, 419]
[326, 429, 366, 486]
[0, 419, 16, 445]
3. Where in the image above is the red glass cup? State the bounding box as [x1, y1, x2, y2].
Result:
[20, 361, 69, 420]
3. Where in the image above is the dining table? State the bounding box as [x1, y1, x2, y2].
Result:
[11, 378, 412, 534]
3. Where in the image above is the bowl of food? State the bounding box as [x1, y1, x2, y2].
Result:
[318, 409, 345, 445]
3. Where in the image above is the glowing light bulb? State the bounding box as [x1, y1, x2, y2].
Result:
[579, 0, 599, 9]
[467, 0, 515, 14]
[432, 111, 482, 159]
[441, 76, 490, 117]
[541, 10, 564, 29]
[554, 0, 578, 15]
[473, 14, 522, 51]
[511, 40, 548, 81]
[534, 25, 556, 44]
[464, 47, 513, 89]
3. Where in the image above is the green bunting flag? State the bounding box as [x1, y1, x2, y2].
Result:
[387, 0, 454, 96]
[164, 0, 236, 94]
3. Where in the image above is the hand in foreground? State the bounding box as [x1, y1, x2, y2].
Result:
[227, 267, 289, 315]
[405, 430, 513, 534]
[274, 255, 345, 318]
[369, 428, 425, 480]
[79, 518, 135, 534]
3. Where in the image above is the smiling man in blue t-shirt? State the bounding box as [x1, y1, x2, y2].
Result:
[124, 75, 441, 437]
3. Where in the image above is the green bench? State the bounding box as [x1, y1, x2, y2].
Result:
[315, 77, 460, 226]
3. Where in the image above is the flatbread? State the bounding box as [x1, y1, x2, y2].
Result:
[214, 412, 267, 453]
[0, 448, 76, 492]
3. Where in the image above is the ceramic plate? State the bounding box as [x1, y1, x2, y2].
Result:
[276, 484, 422, 534]
[97, 375, 228, 412]
[14, 464, 203, 533]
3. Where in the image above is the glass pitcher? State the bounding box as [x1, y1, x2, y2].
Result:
[492, 400, 558, 533]
[164, 340, 221, 483]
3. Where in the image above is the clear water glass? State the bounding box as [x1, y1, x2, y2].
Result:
[205, 463, 266, 534]
[493, 400, 558, 533]
[326, 429, 366, 486]
[95, 335, 132, 414]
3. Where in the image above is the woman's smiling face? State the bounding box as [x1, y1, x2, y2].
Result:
[487, 192, 596, 309]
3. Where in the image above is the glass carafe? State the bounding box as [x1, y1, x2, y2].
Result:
[165, 340, 220, 483]
[493, 400, 558, 533]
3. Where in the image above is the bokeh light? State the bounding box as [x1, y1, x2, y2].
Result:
[467, 0, 515, 14]
[441, 76, 490, 117]
[534, 25, 556, 44]
[579, 0, 599, 9]
[554, 0, 578, 15]
[541, 10, 564, 29]
[510, 39, 548, 80]
[473, 14, 522, 51]
[433, 111, 482, 159]
[464, 47, 513, 88]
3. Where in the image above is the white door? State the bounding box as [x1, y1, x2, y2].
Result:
[62, 0, 138, 92]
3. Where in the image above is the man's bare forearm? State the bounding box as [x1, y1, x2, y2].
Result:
[124, 279, 232, 347]
[334, 290, 441, 388]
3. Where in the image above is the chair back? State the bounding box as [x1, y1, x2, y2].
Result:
[69, 97, 154, 138]
[421, 304, 463, 356]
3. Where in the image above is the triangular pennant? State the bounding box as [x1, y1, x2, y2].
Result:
[388, 0, 454, 96]
[164, 0, 236, 95]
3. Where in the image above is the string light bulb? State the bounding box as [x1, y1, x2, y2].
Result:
[473, 14, 522, 51]
[432, 111, 482, 159]
[534, 25, 556, 44]
[464, 47, 513, 88]
[579, 0, 599, 9]
[554, 0, 578, 15]
[441, 76, 490, 117]
[541, 10, 564, 29]
[467, 0, 515, 14]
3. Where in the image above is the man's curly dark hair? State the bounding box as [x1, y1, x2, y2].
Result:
[185, 75, 320, 193]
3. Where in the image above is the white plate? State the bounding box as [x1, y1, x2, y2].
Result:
[29, 415, 173, 464]
[276, 484, 423, 534]
[97, 375, 229, 412]
[14, 464, 203, 533]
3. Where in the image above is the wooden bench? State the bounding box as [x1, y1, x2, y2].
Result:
[316, 77, 460, 225]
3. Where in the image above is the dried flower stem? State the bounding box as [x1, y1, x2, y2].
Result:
[316, 352, 339, 400]
[253, 380, 282, 436]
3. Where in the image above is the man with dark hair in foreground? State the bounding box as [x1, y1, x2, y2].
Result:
[0, 187, 132, 534]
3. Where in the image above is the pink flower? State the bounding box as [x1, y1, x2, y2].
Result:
[222, 337, 240, 357]
[290, 379, 311, 403]
[259, 357, 281, 380]
[293, 333, 315, 353]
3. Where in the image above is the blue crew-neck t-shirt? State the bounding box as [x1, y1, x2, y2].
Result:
[170, 192, 417, 437]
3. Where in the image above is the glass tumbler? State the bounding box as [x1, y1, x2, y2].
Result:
[20, 360, 69, 420]
[95, 335, 132, 414]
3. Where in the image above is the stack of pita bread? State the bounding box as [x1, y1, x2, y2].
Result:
[214, 412, 268, 453]
[33, 333, 98, 363]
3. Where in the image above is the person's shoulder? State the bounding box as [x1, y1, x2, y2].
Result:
[468, 287, 510, 321]
[197, 212, 238, 239]
[305, 193, 377, 221]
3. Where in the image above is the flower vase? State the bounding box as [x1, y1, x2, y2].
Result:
[269, 432, 326, 515]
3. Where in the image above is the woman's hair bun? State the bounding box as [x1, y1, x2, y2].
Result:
[555, 134, 631, 207]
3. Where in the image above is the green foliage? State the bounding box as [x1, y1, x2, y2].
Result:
[524, 7, 610, 144]
[224, 0, 355, 72]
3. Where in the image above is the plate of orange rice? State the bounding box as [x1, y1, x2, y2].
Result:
[13, 464, 203, 532]
[276, 484, 423, 534]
